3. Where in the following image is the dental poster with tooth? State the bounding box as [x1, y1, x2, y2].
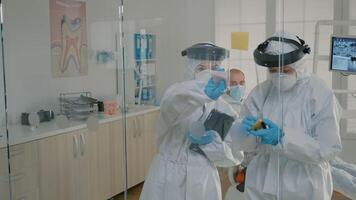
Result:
[50, 0, 88, 77]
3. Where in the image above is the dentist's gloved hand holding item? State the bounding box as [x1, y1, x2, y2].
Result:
[249, 118, 283, 145]
[204, 67, 227, 100]
[140, 43, 244, 200]
[229, 32, 342, 200]
[205, 78, 226, 100]
[239, 116, 258, 135]
[188, 130, 216, 145]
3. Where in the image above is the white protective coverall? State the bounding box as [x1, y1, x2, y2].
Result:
[140, 80, 243, 200]
[222, 94, 242, 114]
[230, 73, 342, 200]
[330, 157, 356, 199]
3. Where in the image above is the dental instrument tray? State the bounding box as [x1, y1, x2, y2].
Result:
[59, 92, 98, 120]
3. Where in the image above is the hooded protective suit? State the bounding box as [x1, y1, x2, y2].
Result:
[222, 94, 242, 114]
[230, 32, 342, 200]
[330, 157, 356, 199]
[231, 75, 342, 200]
[140, 80, 243, 200]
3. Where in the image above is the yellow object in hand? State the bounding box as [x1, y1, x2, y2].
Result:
[252, 119, 266, 131]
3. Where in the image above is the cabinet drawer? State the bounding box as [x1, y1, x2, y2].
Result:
[10, 168, 39, 198]
[0, 147, 9, 175]
[9, 142, 39, 173]
[12, 188, 39, 200]
[0, 178, 10, 200]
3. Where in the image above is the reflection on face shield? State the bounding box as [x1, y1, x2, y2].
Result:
[194, 59, 226, 82]
[195, 61, 221, 73]
[268, 66, 297, 91]
[270, 72, 297, 91]
[195, 69, 212, 82]
[182, 43, 230, 80]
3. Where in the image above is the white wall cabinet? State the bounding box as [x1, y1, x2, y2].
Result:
[143, 111, 159, 174]
[37, 130, 88, 200]
[0, 147, 10, 200]
[109, 119, 125, 196]
[127, 115, 145, 188]
[37, 126, 117, 200]
[2, 110, 159, 200]
[10, 142, 40, 200]
[127, 111, 159, 188]
[0, 142, 40, 200]
[87, 121, 124, 200]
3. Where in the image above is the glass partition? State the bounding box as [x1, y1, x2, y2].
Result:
[282, 1, 356, 200]
[2, 0, 126, 199]
[344, 0, 356, 167]
[0, 1, 11, 199]
[119, 0, 284, 200]
[0, 0, 354, 200]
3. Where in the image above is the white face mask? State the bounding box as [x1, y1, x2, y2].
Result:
[195, 69, 212, 82]
[270, 73, 297, 91]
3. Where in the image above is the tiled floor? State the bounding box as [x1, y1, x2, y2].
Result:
[332, 192, 352, 200]
[113, 173, 351, 200]
[114, 184, 142, 200]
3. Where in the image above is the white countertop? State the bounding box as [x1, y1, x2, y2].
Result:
[0, 106, 159, 148]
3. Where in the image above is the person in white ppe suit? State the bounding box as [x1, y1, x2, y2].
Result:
[330, 157, 356, 199]
[140, 43, 243, 200]
[218, 68, 246, 196]
[230, 32, 342, 200]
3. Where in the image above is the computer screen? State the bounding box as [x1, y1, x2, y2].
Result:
[330, 35, 356, 73]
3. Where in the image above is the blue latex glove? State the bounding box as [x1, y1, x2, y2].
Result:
[204, 78, 226, 100]
[187, 130, 216, 145]
[239, 116, 258, 135]
[249, 118, 283, 145]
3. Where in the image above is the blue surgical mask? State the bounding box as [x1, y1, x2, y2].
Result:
[229, 85, 245, 102]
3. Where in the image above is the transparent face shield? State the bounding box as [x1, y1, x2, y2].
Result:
[252, 33, 307, 199]
[252, 40, 291, 137]
[185, 55, 232, 98]
[184, 54, 231, 138]
[245, 38, 285, 200]
[182, 43, 230, 85]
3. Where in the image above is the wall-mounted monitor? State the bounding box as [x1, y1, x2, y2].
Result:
[330, 35, 356, 73]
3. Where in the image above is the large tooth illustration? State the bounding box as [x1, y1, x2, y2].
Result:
[59, 16, 82, 73]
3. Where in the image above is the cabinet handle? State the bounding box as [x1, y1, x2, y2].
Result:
[73, 135, 79, 158]
[133, 118, 137, 138]
[139, 117, 144, 136]
[137, 118, 142, 136]
[80, 133, 86, 156]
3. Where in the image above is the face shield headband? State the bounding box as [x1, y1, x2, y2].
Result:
[181, 43, 230, 61]
[253, 36, 311, 68]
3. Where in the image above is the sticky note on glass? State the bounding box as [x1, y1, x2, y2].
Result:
[231, 32, 249, 50]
